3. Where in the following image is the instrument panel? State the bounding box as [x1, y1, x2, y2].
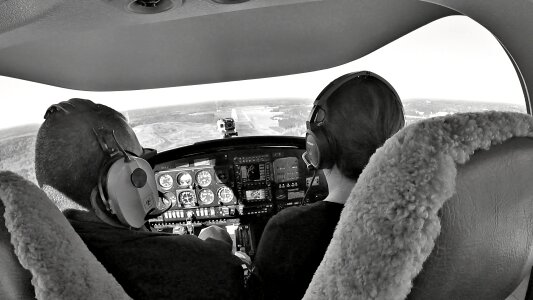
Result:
[147, 136, 329, 256]
[150, 150, 327, 222]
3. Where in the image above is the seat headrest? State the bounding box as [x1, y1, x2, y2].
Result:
[0, 171, 130, 300]
[304, 111, 533, 300]
[0, 201, 34, 300]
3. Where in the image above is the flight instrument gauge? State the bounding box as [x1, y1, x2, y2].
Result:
[158, 174, 173, 190]
[162, 192, 178, 208]
[217, 186, 234, 204]
[157, 196, 172, 211]
[179, 190, 196, 206]
[177, 172, 193, 186]
[196, 170, 212, 187]
[198, 189, 215, 205]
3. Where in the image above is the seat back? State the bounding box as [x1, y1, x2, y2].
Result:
[0, 201, 35, 300]
[304, 111, 533, 300]
[408, 137, 533, 299]
[0, 170, 130, 300]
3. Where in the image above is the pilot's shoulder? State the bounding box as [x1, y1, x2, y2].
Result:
[268, 201, 332, 229]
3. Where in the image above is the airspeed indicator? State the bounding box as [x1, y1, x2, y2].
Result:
[158, 174, 173, 190]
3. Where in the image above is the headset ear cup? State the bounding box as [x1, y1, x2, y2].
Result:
[306, 127, 334, 170]
[97, 155, 122, 211]
[314, 128, 334, 169]
[105, 155, 159, 228]
[305, 131, 320, 169]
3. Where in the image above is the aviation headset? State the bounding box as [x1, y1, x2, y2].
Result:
[302, 71, 402, 170]
[91, 128, 160, 229]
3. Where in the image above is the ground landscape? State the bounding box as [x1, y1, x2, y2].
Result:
[0, 98, 526, 184]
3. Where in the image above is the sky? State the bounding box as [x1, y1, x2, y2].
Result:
[0, 15, 526, 130]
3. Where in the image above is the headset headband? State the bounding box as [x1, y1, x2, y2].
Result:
[92, 128, 123, 158]
[308, 71, 402, 126]
[92, 128, 156, 160]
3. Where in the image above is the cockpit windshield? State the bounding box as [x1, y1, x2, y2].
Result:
[129, 99, 310, 152]
[0, 16, 527, 183]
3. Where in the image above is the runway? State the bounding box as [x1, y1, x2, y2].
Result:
[231, 106, 281, 136]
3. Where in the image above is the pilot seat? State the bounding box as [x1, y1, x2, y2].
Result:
[0, 171, 130, 300]
[304, 111, 533, 300]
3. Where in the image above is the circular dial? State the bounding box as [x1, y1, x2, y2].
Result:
[177, 172, 193, 186]
[179, 191, 196, 206]
[217, 186, 234, 203]
[158, 174, 173, 190]
[196, 170, 212, 187]
[198, 189, 215, 205]
[157, 195, 172, 211]
[162, 192, 178, 208]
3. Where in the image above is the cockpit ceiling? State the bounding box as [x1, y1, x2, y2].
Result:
[0, 0, 456, 91]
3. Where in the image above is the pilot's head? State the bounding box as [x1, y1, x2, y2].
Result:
[35, 98, 143, 209]
[306, 71, 405, 180]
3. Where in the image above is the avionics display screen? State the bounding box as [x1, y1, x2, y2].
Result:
[240, 163, 265, 182]
[245, 189, 266, 200]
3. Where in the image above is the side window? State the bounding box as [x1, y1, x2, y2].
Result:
[348, 15, 527, 125]
[262, 15, 527, 132]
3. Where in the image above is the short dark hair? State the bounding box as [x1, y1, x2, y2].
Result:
[35, 98, 143, 208]
[324, 75, 405, 180]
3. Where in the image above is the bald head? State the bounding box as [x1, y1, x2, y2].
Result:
[35, 98, 143, 208]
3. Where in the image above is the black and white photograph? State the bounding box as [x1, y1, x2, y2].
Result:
[0, 1, 532, 299]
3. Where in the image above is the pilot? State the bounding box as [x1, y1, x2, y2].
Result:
[251, 71, 405, 300]
[35, 98, 244, 300]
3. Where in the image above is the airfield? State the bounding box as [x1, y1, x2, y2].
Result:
[0, 98, 526, 184]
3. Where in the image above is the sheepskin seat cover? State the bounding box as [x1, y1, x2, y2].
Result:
[0, 171, 130, 300]
[304, 111, 533, 300]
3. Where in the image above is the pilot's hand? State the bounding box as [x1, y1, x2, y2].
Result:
[198, 225, 233, 252]
[234, 250, 252, 266]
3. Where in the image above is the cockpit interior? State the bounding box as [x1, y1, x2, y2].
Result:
[148, 136, 328, 256]
[2, 0, 533, 299]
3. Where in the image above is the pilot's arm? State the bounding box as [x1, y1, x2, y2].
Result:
[252, 203, 339, 300]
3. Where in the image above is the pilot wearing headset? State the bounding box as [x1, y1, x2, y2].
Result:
[35, 98, 244, 300]
[252, 71, 405, 300]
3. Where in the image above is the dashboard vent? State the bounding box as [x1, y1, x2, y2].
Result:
[211, 0, 250, 4]
[127, 0, 178, 14]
